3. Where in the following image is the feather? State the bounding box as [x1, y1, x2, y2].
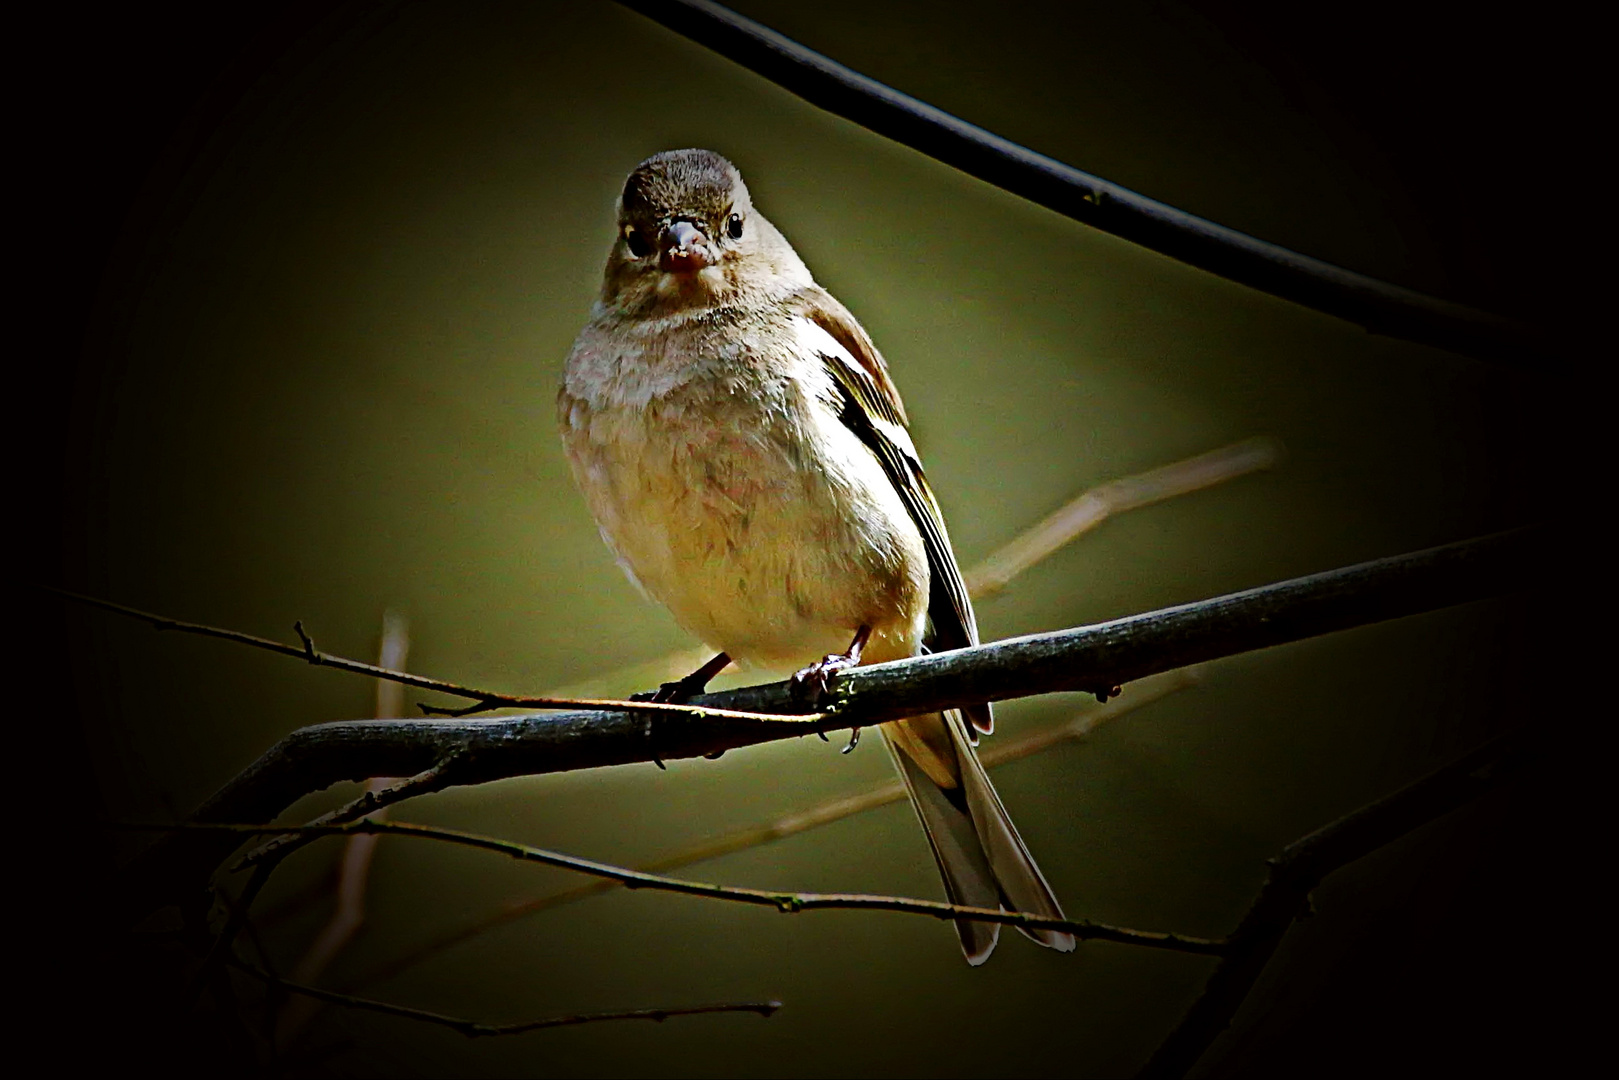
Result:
[787, 286, 991, 736]
[791, 286, 1072, 960]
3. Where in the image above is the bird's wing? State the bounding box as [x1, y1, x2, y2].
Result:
[787, 285, 991, 736]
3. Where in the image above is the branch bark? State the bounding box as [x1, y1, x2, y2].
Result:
[116, 528, 1542, 924]
[615, 0, 1549, 368]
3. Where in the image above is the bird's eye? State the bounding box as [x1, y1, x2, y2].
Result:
[726, 213, 743, 240]
[625, 228, 651, 258]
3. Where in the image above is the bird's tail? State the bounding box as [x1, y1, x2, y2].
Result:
[881, 711, 1076, 965]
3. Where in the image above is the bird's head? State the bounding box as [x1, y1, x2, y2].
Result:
[599, 149, 810, 315]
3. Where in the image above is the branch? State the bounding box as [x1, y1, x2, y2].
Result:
[114, 528, 1542, 922]
[349, 668, 1200, 989]
[614, 1, 1549, 368]
[118, 819, 1226, 956]
[1137, 726, 1544, 1078]
[233, 960, 780, 1037]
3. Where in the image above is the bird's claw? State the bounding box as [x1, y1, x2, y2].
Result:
[631, 677, 703, 705]
[791, 652, 857, 707]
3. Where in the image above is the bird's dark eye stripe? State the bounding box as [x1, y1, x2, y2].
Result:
[727, 213, 743, 240]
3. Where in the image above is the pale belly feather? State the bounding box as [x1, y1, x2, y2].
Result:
[560, 359, 928, 670]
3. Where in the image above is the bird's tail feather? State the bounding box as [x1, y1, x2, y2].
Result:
[881, 712, 1075, 964]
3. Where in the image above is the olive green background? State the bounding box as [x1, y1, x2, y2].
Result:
[55, 1, 1568, 1075]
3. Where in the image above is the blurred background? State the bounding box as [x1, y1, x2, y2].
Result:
[30, 1, 1594, 1075]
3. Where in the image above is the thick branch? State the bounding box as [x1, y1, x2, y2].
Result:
[616, 0, 1546, 368]
[116, 528, 1541, 922]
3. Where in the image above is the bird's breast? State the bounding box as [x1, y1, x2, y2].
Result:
[559, 329, 928, 667]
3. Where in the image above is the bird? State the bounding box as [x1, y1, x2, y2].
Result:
[557, 148, 1073, 964]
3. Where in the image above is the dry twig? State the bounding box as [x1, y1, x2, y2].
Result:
[234, 959, 779, 1037]
[964, 438, 1282, 597]
[114, 819, 1226, 955]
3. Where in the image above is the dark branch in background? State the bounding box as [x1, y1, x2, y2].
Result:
[119, 819, 1225, 955]
[109, 528, 1541, 922]
[1137, 726, 1545, 1079]
[232, 960, 780, 1038]
[616, 0, 1549, 369]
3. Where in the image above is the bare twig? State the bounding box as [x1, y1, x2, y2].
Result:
[616, 1, 1546, 368]
[114, 528, 1544, 923]
[234, 960, 779, 1037]
[964, 438, 1283, 597]
[115, 819, 1226, 955]
[39, 585, 822, 726]
[350, 667, 1201, 989]
[1137, 727, 1543, 1078]
[235, 758, 460, 870]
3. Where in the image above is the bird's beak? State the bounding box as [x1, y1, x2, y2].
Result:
[659, 220, 712, 274]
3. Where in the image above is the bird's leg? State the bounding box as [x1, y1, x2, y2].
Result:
[632, 652, 732, 704]
[792, 625, 872, 707]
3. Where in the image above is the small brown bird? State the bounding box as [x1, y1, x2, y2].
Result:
[558, 149, 1073, 963]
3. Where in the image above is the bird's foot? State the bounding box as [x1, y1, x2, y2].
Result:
[791, 627, 871, 710]
[630, 652, 733, 704]
[791, 651, 859, 706]
[630, 676, 703, 705]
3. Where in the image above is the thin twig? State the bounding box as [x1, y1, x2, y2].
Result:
[964, 438, 1283, 597]
[1137, 726, 1543, 1078]
[112, 819, 1226, 955]
[233, 960, 779, 1037]
[39, 585, 821, 726]
[235, 759, 460, 870]
[350, 667, 1201, 989]
[616, 0, 1546, 368]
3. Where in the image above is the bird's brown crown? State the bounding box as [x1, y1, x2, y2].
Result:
[619, 149, 745, 226]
